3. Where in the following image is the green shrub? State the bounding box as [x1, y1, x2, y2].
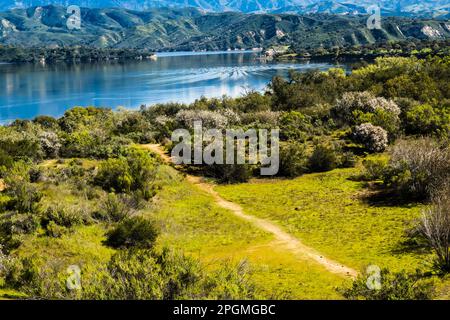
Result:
[235, 91, 271, 113]
[94, 148, 158, 199]
[0, 255, 42, 291]
[105, 216, 159, 249]
[0, 213, 40, 251]
[405, 104, 450, 138]
[90, 248, 205, 300]
[3, 162, 42, 213]
[94, 193, 134, 223]
[0, 194, 11, 212]
[94, 157, 132, 193]
[61, 130, 128, 159]
[62, 160, 86, 178]
[340, 268, 434, 300]
[202, 260, 256, 300]
[41, 204, 91, 229]
[59, 107, 113, 133]
[240, 111, 280, 128]
[45, 221, 69, 238]
[203, 163, 252, 184]
[279, 111, 313, 142]
[0, 149, 13, 171]
[114, 110, 152, 143]
[33, 115, 59, 130]
[125, 148, 158, 192]
[279, 142, 308, 177]
[5, 181, 42, 213]
[0, 127, 43, 162]
[338, 151, 357, 168]
[270, 69, 345, 111]
[1, 248, 258, 300]
[361, 159, 388, 181]
[308, 144, 337, 173]
[354, 108, 400, 138]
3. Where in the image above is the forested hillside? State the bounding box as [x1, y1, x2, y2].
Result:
[0, 5, 449, 51]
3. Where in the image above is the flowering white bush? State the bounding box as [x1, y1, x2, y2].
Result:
[353, 123, 388, 153]
[219, 108, 241, 125]
[334, 91, 400, 123]
[175, 109, 228, 129]
[154, 115, 172, 126]
[39, 131, 61, 158]
[241, 111, 280, 126]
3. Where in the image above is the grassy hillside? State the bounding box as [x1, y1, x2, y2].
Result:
[0, 5, 449, 50]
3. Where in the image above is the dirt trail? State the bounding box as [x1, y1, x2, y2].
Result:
[143, 144, 358, 278]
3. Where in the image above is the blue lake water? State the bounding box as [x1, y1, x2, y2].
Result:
[0, 51, 338, 123]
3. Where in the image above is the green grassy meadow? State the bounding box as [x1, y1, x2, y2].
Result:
[216, 167, 429, 273]
[2, 154, 450, 299]
[147, 165, 346, 299]
[1, 160, 347, 299]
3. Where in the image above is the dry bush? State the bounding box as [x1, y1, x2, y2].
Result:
[419, 187, 450, 272]
[386, 138, 450, 199]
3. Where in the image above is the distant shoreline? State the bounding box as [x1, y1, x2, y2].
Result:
[155, 50, 261, 57]
[0, 47, 264, 64]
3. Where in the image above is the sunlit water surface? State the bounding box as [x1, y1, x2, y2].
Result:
[0, 51, 340, 123]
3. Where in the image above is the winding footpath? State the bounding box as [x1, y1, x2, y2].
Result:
[143, 144, 358, 278]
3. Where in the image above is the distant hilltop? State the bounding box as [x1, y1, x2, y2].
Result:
[0, 5, 449, 51]
[0, 1, 449, 18]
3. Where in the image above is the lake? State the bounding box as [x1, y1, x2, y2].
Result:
[0, 51, 339, 123]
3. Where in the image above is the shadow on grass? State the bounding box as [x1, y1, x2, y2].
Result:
[356, 181, 426, 208]
[342, 145, 368, 157]
[390, 237, 430, 256]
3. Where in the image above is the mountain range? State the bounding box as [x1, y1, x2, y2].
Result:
[1, 1, 449, 18]
[0, 5, 449, 51]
